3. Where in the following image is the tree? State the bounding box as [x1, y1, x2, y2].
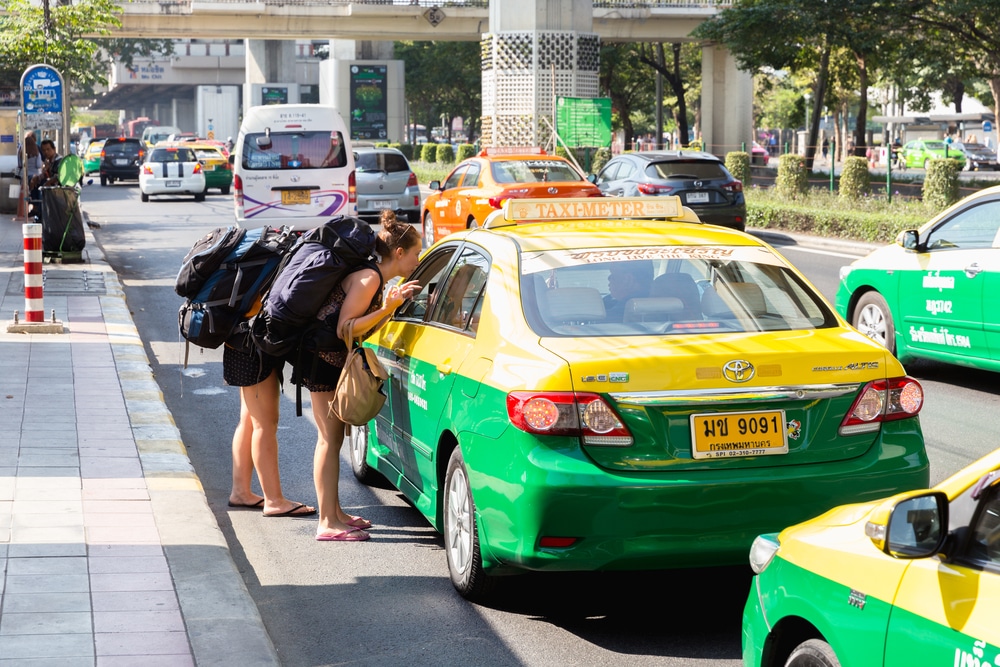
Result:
[396, 41, 481, 142]
[636, 42, 702, 148]
[599, 43, 654, 151]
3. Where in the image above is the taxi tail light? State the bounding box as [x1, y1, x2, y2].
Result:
[234, 173, 243, 206]
[839, 377, 924, 435]
[488, 196, 505, 209]
[507, 391, 633, 446]
[348, 170, 357, 204]
[192, 163, 203, 174]
[141, 164, 153, 175]
[637, 183, 673, 195]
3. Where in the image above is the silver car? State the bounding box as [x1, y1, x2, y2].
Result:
[353, 146, 421, 224]
[954, 141, 998, 171]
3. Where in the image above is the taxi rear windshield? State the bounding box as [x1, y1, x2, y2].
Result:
[241, 131, 349, 170]
[492, 159, 583, 184]
[519, 245, 837, 337]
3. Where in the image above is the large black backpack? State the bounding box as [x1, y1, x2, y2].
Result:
[250, 216, 378, 359]
[177, 225, 300, 353]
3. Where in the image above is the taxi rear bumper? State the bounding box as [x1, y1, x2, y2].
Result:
[468, 418, 928, 573]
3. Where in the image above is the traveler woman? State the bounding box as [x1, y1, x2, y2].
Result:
[224, 339, 316, 518]
[298, 212, 420, 541]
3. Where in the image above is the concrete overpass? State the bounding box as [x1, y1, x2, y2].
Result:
[108, 0, 731, 42]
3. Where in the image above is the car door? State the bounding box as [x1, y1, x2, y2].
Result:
[433, 160, 482, 235]
[898, 199, 1000, 361]
[883, 482, 1000, 666]
[384, 246, 491, 495]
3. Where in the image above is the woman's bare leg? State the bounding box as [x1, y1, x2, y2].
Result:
[311, 391, 365, 536]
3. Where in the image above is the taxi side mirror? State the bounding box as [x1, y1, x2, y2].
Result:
[587, 174, 597, 183]
[865, 491, 948, 558]
[429, 180, 441, 190]
[898, 229, 920, 251]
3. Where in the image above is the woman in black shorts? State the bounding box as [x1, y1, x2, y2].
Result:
[224, 338, 316, 517]
[296, 212, 420, 541]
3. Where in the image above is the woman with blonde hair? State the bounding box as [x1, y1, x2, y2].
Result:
[294, 211, 421, 541]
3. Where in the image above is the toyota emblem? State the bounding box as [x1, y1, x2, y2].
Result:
[722, 360, 755, 383]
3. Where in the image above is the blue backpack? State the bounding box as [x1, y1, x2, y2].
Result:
[177, 225, 300, 352]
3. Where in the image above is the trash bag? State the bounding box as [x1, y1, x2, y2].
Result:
[40, 186, 86, 253]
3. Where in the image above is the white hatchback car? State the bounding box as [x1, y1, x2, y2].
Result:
[139, 145, 206, 202]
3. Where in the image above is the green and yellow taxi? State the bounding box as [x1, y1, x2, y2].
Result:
[743, 447, 1000, 667]
[352, 197, 929, 600]
[836, 185, 1000, 371]
[186, 142, 232, 194]
[900, 138, 966, 170]
[82, 139, 105, 175]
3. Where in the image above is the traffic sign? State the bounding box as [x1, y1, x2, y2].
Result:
[984, 120, 993, 133]
[21, 65, 63, 115]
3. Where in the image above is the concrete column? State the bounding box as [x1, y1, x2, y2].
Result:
[245, 39, 297, 109]
[700, 44, 753, 157]
[482, 0, 598, 148]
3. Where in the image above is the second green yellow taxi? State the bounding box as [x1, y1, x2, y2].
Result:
[353, 196, 929, 600]
[743, 446, 1000, 667]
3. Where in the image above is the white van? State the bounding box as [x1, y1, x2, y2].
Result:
[233, 104, 356, 229]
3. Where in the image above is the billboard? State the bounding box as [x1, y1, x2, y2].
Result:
[556, 97, 612, 148]
[349, 64, 388, 140]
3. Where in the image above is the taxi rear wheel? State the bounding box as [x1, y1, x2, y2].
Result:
[852, 291, 895, 354]
[348, 422, 380, 485]
[444, 448, 494, 600]
[423, 212, 434, 248]
[785, 639, 840, 667]
[466, 216, 478, 230]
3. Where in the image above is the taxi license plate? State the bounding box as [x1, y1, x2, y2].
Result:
[281, 190, 310, 205]
[166, 180, 181, 187]
[690, 410, 788, 459]
[686, 192, 710, 204]
[371, 199, 394, 210]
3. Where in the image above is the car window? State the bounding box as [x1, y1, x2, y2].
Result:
[241, 131, 347, 170]
[428, 248, 490, 333]
[104, 141, 139, 156]
[443, 165, 468, 190]
[519, 245, 835, 337]
[615, 162, 636, 180]
[649, 160, 727, 180]
[964, 483, 1000, 569]
[925, 201, 1000, 250]
[395, 248, 458, 321]
[492, 159, 583, 184]
[193, 148, 222, 161]
[382, 152, 410, 173]
[355, 152, 378, 171]
[463, 163, 481, 187]
[150, 148, 195, 162]
[596, 162, 619, 183]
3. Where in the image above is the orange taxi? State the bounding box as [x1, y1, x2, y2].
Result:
[420, 148, 602, 245]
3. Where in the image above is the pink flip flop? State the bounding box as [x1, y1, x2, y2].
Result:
[316, 528, 370, 542]
[346, 516, 372, 529]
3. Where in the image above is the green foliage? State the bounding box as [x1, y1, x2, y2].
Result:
[396, 41, 482, 142]
[775, 154, 808, 199]
[396, 144, 414, 161]
[0, 0, 122, 94]
[591, 147, 612, 174]
[435, 143, 455, 164]
[725, 151, 751, 186]
[456, 143, 476, 162]
[745, 188, 933, 244]
[839, 156, 871, 199]
[411, 160, 453, 186]
[922, 158, 961, 209]
[421, 143, 438, 163]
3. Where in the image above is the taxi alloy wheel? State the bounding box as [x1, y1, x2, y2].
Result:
[785, 639, 841, 667]
[423, 212, 434, 248]
[348, 422, 374, 484]
[853, 291, 895, 354]
[443, 448, 494, 600]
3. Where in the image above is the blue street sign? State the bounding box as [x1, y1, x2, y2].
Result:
[22, 65, 63, 114]
[984, 120, 993, 133]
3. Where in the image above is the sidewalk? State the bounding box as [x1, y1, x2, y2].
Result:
[0, 213, 278, 666]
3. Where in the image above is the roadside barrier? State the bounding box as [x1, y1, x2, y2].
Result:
[23, 223, 44, 322]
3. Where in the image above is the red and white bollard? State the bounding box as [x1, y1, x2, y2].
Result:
[23, 222, 43, 323]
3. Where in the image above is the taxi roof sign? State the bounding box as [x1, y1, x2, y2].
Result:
[501, 196, 684, 223]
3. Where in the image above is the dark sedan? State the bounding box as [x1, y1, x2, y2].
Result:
[592, 150, 746, 231]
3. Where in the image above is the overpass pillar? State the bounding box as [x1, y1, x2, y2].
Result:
[245, 39, 297, 109]
[700, 44, 754, 157]
[481, 0, 599, 148]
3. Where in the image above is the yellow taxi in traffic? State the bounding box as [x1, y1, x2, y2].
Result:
[420, 148, 602, 246]
[353, 196, 929, 600]
[744, 447, 1000, 667]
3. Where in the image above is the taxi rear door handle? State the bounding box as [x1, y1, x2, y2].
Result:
[965, 263, 983, 278]
[393, 347, 406, 356]
[437, 363, 453, 375]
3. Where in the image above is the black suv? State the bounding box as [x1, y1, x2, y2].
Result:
[593, 150, 747, 231]
[99, 137, 145, 185]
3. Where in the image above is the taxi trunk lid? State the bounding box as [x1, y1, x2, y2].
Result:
[539, 329, 895, 472]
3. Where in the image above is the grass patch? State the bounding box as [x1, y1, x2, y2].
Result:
[412, 161, 454, 186]
[746, 187, 938, 244]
